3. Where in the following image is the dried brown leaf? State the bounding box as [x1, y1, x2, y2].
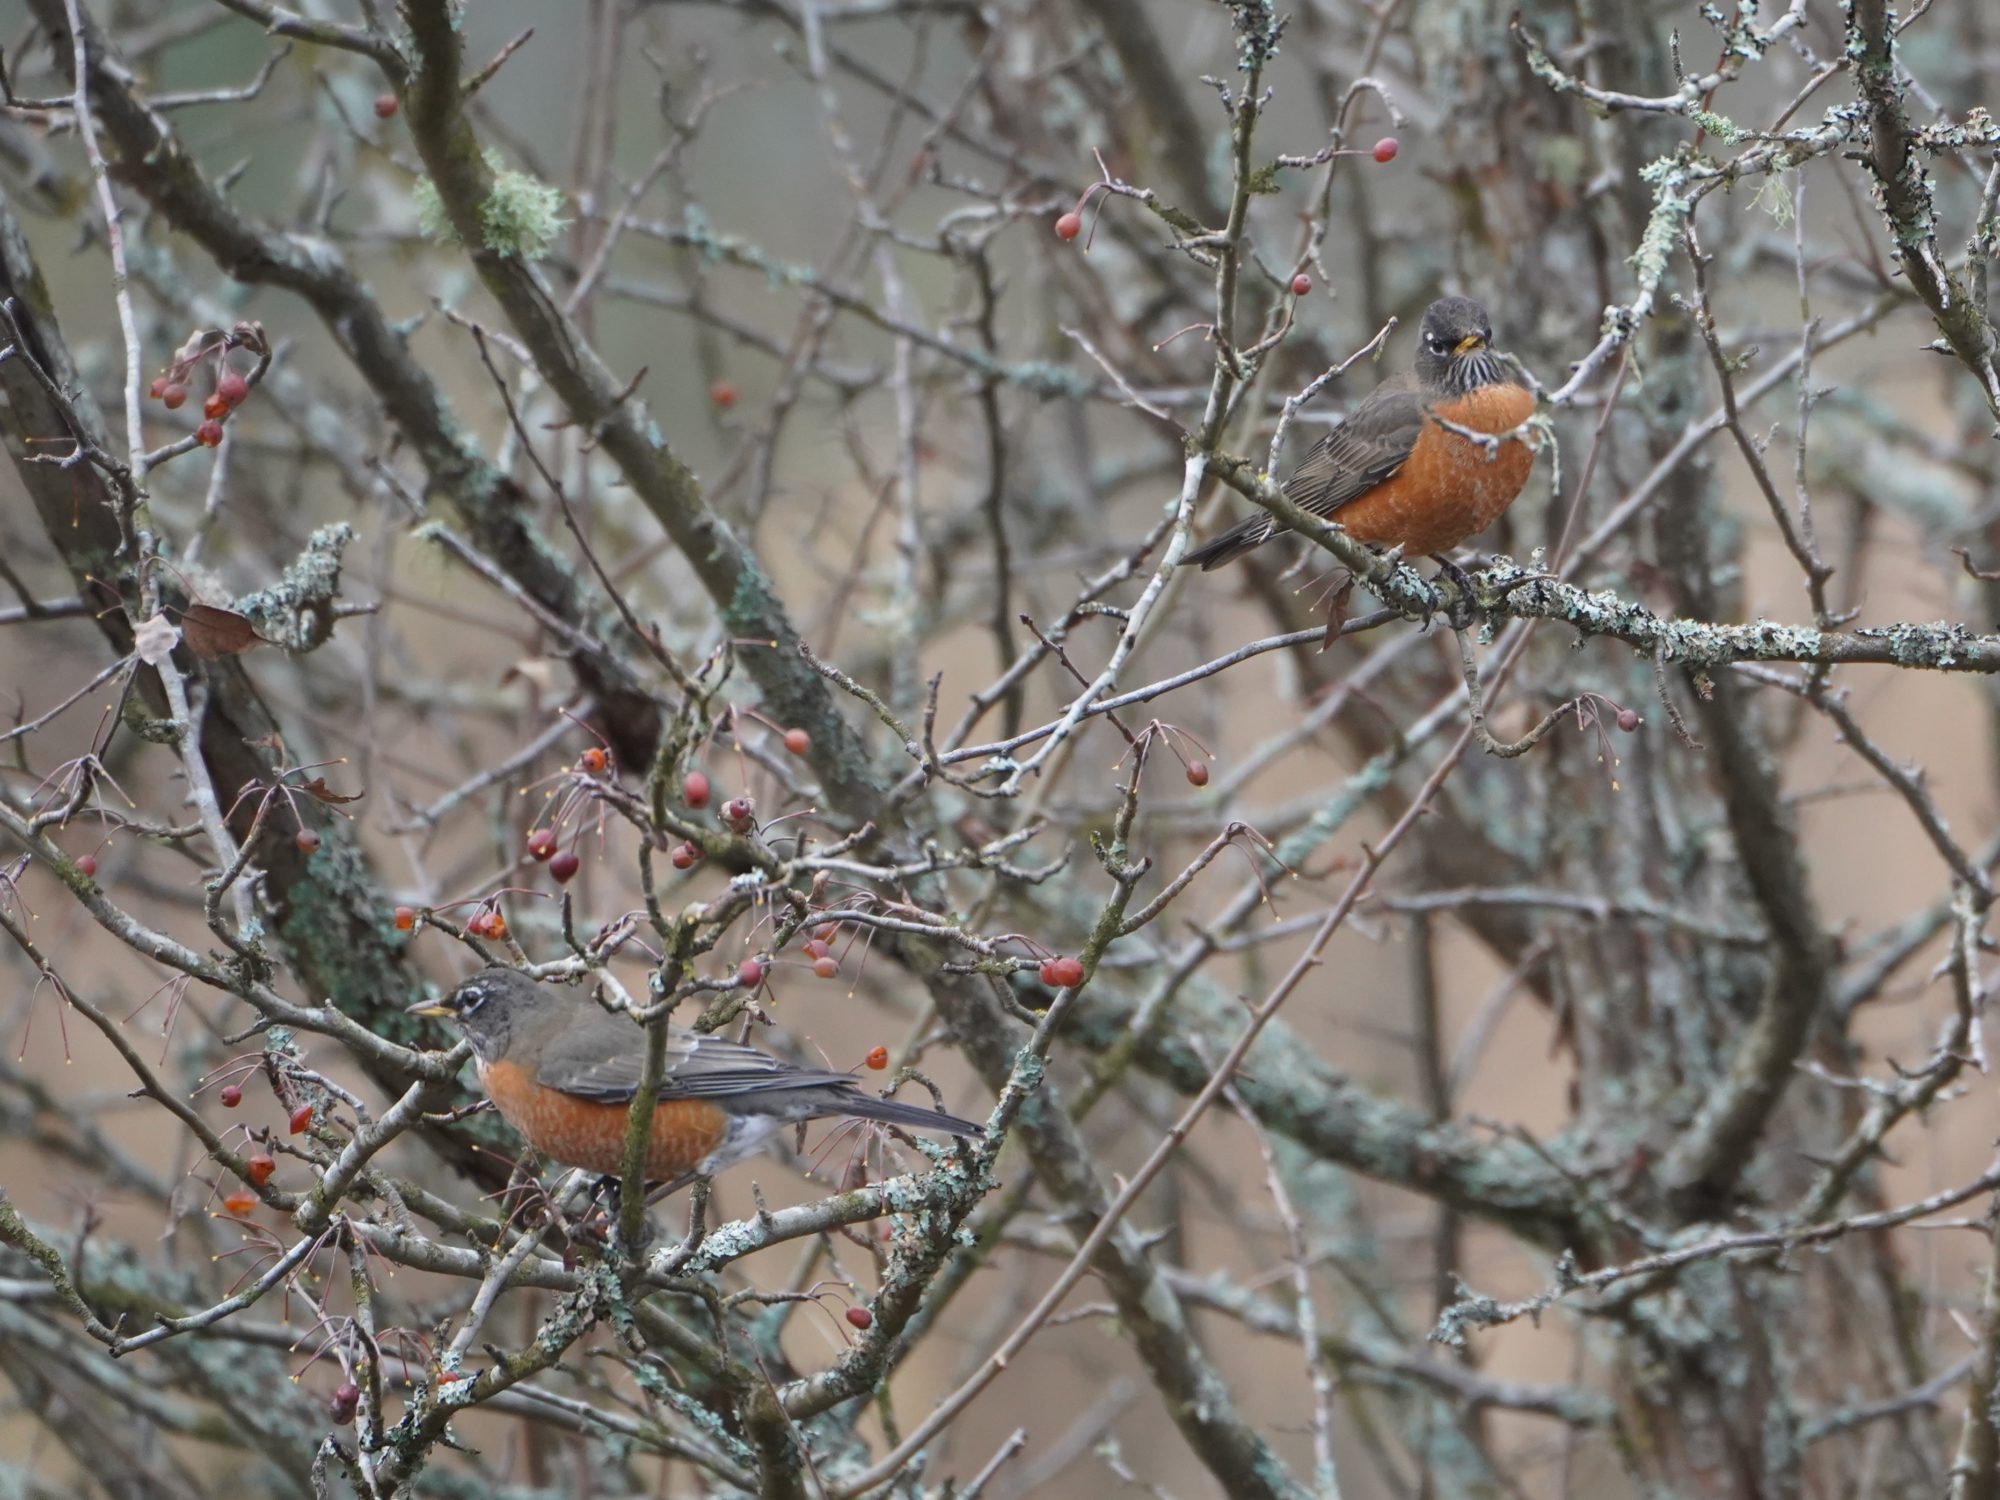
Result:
[179, 603, 266, 659]
[298, 776, 363, 806]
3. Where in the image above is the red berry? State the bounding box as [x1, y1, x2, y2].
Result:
[394, 905, 416, 932]
[671, 842, 699, 870]
[294, 827, 321, 854]
[485, 912, 507, 940]
[865, 1045, 889, 1071]
[1291, 273, 1312, 296]
[579, 747, 608, 774]
[1617, 708, 1640, 733]
[161, 382, 187, 410]
[721, 796, 755, 832]
[222, 1189, 258, 1216]
[845, 1305, 873, 1329]
[802, 939, 829, 962]
[709, 379, 738, 409]
[526, 828, 557, 861]
[1038, 959, 1058, 986]
[784, 727, 810, 756]
[203, 393, 229, 420]
[219, 1084, 243, 1108]
[245, 1153, 275, 1187]
[76, 854, 98, 878]
[1373, 136, 1398, 164]
[1053, 212, 1081, 241]
[288, 1104, 313, 1135]
[373, 92, 398, 119]
[1046, 956, 1084, 988]
[196, 419, 225, 448]
[216, 370, 249, 407]
[683, 770, 711, 808]
[1186, 761, 1210, 787]
[149, 376, 169, 400]
[330, 1380, 360, 1424]
[549, 849, 581, 883]
[815, 923, 838, 943]
[738, 958, 764, 987]
[813, 955, 839, 980]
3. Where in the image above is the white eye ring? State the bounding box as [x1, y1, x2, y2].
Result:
[459, 984, 489, 1014]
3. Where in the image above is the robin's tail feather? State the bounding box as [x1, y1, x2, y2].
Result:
[1181, 513, 1282, 570]
[838, 1091, 985, 1137]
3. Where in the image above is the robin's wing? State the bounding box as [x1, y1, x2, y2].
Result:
[536, 1017, 856, 1103]
[1182, 374, 1427, 570]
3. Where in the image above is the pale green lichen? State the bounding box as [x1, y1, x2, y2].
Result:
[1749, 174, 1795, 226]
[232, 523, 351, 652]
[1689, 107, 1746, 143]
[414, 149, 567, 261]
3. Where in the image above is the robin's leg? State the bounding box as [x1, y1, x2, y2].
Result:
[552, 1176, 621, 1247]
[580, 1178, 664, 1255]
[1428, 554, 1478, 631]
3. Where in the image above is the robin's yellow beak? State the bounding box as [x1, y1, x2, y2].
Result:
[405, 999, 455, 1018]
[1452, 333, 1487, 357]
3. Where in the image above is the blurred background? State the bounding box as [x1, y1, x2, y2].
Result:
[3, 0, 2000, 1495]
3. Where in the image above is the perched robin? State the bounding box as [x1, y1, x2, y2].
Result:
[1182, 296, 1539, 571]
[408, 967, 983, 1191]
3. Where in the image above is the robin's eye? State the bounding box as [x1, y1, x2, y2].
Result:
[459, 985, 488, 1015]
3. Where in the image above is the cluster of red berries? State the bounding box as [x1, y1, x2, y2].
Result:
[803, 921, 842, 979]
[1038, 955, 1085, 988]
[525, 827, 582, 883]
[150, 363, 251, 449]
[667, 728, 806, 868]
[803, 940, 838, 979]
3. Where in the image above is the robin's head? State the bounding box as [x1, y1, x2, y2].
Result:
[1414, 296, 1498, 390]
[407, 965, 542, 1062]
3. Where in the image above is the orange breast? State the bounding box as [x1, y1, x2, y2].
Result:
[1338, 383, 1538, 556]
[479, 1058, 730, 1177]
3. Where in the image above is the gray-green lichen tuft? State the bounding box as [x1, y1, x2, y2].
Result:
[232, 523, 352, 652]
[414, 149, 567, 260]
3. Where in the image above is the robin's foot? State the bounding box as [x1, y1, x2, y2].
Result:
[1429, 555, 1478, 631]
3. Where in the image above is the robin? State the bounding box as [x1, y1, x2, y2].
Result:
[1182, 296, 1538, 572]
[408, 967, 983, 1191]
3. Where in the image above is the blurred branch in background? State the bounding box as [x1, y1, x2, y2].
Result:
[0, 0, 1998, 1495]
